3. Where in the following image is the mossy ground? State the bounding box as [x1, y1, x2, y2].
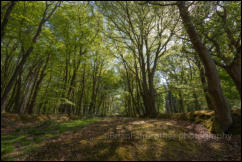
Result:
[158, 109, 241, 135]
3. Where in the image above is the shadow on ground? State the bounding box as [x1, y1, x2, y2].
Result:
[21, 117, 241, 161]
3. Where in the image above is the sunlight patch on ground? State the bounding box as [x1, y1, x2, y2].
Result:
[1, 117, 240, 161]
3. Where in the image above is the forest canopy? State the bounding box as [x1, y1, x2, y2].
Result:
[1, 1, 241, 131]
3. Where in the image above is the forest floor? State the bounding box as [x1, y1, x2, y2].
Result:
[1, 115, 241, 161]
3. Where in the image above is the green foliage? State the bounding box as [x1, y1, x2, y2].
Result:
[218, 68, 240, 104]
[1, 1, 240, 121]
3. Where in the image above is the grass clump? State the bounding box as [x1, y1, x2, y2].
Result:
[23, 144, 41, 154]
[1, 134, 27, 145]
[1, 134, 29, 157]
[33, 137, 45, 144]
[27, 118, 99, 136]
[1, 144, 14, 156]
[55, 118, 99, 133]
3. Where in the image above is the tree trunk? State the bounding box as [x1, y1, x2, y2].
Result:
[37, 75, 52, 114]
[5, 77, 19, 112]
[1, 2, 61, 112]
[142, 90, 156, 117]
[19, 68, 38, 114]
[78, 64, 86, 116]
[178, 91, 185, 113]
[28, 55, 50, 114]
[1, 1, 16, 41]
[224, 54, 241, 98]
[27, 72, 46, 114]
[193, 92, 200, 110]
[177, 1, 232, 132]
[12, 75, 22, 113]
[199, 66, 215, 110]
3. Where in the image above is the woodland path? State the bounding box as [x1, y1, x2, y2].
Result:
[2, 117, 241, 161]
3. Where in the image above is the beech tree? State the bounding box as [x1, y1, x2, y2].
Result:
[98, 1, 179, 117]
[177, 1, 232, 132]
[1, 1, 240, 133]
[1, 1, 62, 112]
